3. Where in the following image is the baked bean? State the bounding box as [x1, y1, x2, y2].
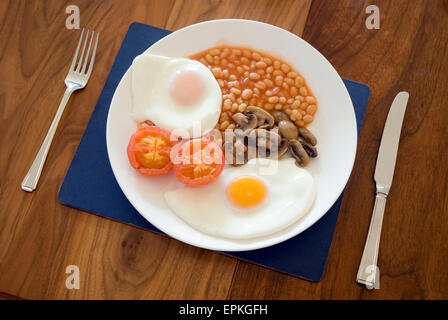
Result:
[236, 97, 243, 104]
[249, 72, 260, 80]
[228, 93, 236, 101]
[222, 69, 229, 78]
[266, 66, 273, 74]
[303, 114, 313, 123]
[238, 103, 247, 112]
[243, 49, 251, 58]
[241, 89, 253, 99]
[274, 75, 283, 86]
[295, 76, 304, 87]
[253, 87, 261, 95]
[306, 104, 317, 115]
[281, 64, 290, 73]
[220, 59, 228, 67]
[299, 86, 308, 96]
[230, 87, 241, 95]
[292, 100, 300, 109]
[229, 74, 237, 81]
[255, 81, 266, 90]
[282, 82, 289, 90]
[252, 52, 262, 61]
[205, 54, 214, 63]
[284, 78, 294, 86]
[232, 48, 241, 56]
[290, 86, 298, 97]
[285, 108, 292, 115]
[300, 102, 309, 110]
[275, 103, 283, 110]
[255, 61, 267, 69]
[223, 99, 232, 110]
[279, 97, 287, 104]
[273, 70, 283, 77]
[211, 67, 222, 77]
[296, 120, 305, 127]
[287, 71, 298, 78]
[228, 80, 239, 88]
[241, 57, 250, 64]
[273, 61, 281, 69]
[217, 79, 225, 88]
[236, 66, 244, 74]
[268, 96, 279, 104]
[287, 98, 294, 104]
[305, 96, 316, 104]
[264, 103, 274, 110]
[263, 57, 272, 65]
[231, 103, 239, 113]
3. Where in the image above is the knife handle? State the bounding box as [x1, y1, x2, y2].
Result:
[356, 192, 387, 289]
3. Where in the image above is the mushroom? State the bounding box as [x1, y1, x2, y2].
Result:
[272, 111, 290, 124]
[268, 138, 289, 159]
[300, 139, 318, 158]
[278, 120, 299, 140]
[252, 129, 282, 158]
[223, 131, 249, 166]
[289, 139, 310, 167]
[231, 112, 257, 132]
[245, 106, 275, 129]
[298, 127, 317, 146]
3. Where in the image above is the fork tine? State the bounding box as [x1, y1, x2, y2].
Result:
[69, 28, 85, 72]
[86, 32, 99, 79]
[80, 31, 95, 74]
[75, 29, 90, 72]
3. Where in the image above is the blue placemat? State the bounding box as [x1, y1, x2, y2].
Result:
[58, 22, 370, 281]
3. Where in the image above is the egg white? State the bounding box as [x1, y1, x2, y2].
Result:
[131, 54, 222, 137]
[164, 158, 316, 240]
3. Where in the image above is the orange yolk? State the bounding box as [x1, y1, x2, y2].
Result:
[169, 68, 205, 106]
[226, 176, 267, 209]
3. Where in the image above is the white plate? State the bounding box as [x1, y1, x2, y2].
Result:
[106, 19, 357, 251]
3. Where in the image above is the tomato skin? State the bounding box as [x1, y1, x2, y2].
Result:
[172, 138, 225, 187]
[127, 126, 175, 176]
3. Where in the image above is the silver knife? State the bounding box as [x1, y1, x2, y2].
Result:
[356, 91, 409, 289]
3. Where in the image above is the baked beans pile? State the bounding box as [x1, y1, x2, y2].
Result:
[190, 46, 317, 131]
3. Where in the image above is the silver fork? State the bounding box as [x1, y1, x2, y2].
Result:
[21, 29, 99, 192]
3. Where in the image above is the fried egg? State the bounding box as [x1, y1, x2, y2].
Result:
[164, 158, 316, 240]
[131, 54, 221, 137]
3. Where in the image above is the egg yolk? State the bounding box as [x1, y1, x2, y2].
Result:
[227, 176, 267, 209]
[169, 68, 205, 106]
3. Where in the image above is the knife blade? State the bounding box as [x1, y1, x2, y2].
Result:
[356, 91, 409, 289]
[374, 91, 409, 195]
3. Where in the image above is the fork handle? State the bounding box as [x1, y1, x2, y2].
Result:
[21, 88, 74, 192]
[356, 192, 387, 289]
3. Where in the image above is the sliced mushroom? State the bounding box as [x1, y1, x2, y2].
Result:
[246, 106, 275, 129]
[289, 139, 310, 167]
[298, 127, 317, 146]
[278, 120, 299, 140]
[223, 131, 250, 166]
[300, 139, 318, 158]
[272, 111, 290, 124]
[268, 138, 289, 159]
[251, 129, 281, 159]
[231, 112, 257, 132]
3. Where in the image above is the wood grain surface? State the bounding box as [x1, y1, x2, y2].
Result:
[0, 0, 447, 300]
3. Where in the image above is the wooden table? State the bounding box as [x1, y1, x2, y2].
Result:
[1, 0, 447, 300]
